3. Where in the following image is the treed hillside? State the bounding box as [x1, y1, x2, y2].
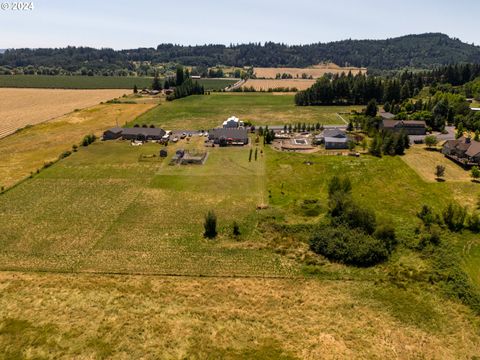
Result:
[1, 33, 479, 75]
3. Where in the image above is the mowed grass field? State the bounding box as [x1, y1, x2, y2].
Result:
[1, 272, 479, 359]
[242, 79, 316, 91]
[0, 75, 236, 90]
[0, 138, 292, 276]
[0, 88, 128, 138]
[133, 93, 357, 130]
[0, 102, 156, 188]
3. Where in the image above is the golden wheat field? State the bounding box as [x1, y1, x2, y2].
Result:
[0, 88, 128, 139]
[243, 79, 316, 91]
[254, 62, 367, 79]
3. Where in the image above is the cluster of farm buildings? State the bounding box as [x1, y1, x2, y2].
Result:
[101, 112, 480, 167]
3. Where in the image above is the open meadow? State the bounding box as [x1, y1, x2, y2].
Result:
[133, 93, 358, 130]
[0, 75, 236, 91]
[254, 62, 367, 79]
[1, 92, 480, 357]
[1, 272, 479, 359]
[242, 79, 315, 91]
[0, 88, 128, 139]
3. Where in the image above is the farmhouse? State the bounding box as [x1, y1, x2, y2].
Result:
[223, 116, 244, 128]
[442, 136, 480, 165]
[103, 127, 123, 140]
[322, 129, 349, 149]
[103, 127, 166, 141]
[380, 119, 426, 135]
[208, 128, 249, 146]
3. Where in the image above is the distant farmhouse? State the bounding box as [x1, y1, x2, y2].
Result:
[380, 120, 427, 135]
[208, 128, 249, 146]
[223, 116, 244, 128]
[442, 136, 480, 166]
[103, 127, 166, 141]
[321, 128, 349, 149]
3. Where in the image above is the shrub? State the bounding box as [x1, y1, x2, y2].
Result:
[374, 221, 397, 252]
[232, 221, 241, 237]
[442, 202, 467, 232]
[203, 210, 217, 239]
[333, 201, 376, 235]
[59, 150, 72, 159]
[417, 205, 441, 227]
[418, 225, 442, 249]
[82, 134, 96, 147]
[310, 226, 389, 267]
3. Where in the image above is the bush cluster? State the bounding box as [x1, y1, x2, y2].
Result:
[310, 176, 397, 267]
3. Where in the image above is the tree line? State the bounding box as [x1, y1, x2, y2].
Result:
[1, 33, 479, 75]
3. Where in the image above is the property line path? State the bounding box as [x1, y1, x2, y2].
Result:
[336, 113, 349, 124]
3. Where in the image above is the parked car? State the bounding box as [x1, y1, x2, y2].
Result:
[172, 137, 179, 143]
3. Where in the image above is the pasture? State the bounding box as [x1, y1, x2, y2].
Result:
[0, 88, 128, 139]
[0, 102, 155, 188]
[1, 272, 478, 359]
[0, 138, 292, 276]
[254, 62, 367, 79]
[0, 75, 236, 90]
[243, 78, 315, 91]
[133, 93, 359, 130]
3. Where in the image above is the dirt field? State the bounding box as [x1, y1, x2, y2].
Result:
[243, 79, 316, 91]
[254, 62, 367, 79]
[0, 88, 129, 139]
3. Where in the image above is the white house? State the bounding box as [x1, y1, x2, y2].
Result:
[222, 116, 244, 128]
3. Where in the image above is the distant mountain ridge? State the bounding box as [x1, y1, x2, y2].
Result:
[1, 33, 479, 73]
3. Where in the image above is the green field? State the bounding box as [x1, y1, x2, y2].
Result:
[0, 138, 292, 276]
[133, 93, 356, 129]
[0, 75, 236, 90]
[1, 93, 480, 357]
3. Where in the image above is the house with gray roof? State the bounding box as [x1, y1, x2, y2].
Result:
[380, 119, 426, 135]
[442, 136, 480, 166]
[321, 129, 349, 149]
[208, 128, 248, 146]
[102, 127, 166, 141]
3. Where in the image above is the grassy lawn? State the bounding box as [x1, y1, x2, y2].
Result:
[132, 93, 359, 130]
[0, 103, 156, 189]
[0, 272, 478, 359]
[0, 75, 236, 90]
[401, 145, 473, 182]
[0, 138, 292, 276]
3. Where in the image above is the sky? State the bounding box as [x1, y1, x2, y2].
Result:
[1, 0, 479, 49]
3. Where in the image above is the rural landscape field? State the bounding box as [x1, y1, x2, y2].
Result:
[0, 88, 128, 138]
[2, 1, 480, 358]
[242, 78, 315, 91]
[253, 63, 367, 78]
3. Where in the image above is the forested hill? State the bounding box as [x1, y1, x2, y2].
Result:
[1, 33, 479, 73]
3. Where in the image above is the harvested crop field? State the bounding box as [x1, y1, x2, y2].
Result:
[254, 62, 367, 79]
[0, 88, 128, 139]
[243, 79, 315, 91]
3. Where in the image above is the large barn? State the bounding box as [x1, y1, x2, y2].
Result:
[208, 128, 249, 146]
[103, 127, 166, 141]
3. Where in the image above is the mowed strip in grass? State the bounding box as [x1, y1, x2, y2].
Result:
[0, 75, 236, 90]
[133, 93, 358, 130]
[0, 139, 292, 276]
[0, 103, 155, 188]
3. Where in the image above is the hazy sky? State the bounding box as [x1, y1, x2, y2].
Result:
[1, 0, 479, 49]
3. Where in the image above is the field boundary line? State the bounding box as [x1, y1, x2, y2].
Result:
[336, 113, 348, 124]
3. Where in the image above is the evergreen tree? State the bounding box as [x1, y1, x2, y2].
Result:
[152, 72, 162, 91]
[133, 84, 138, 93]
[176, 65, 185, 86]
[203, 210, 217, 239]
[365, 99, 378, 117]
